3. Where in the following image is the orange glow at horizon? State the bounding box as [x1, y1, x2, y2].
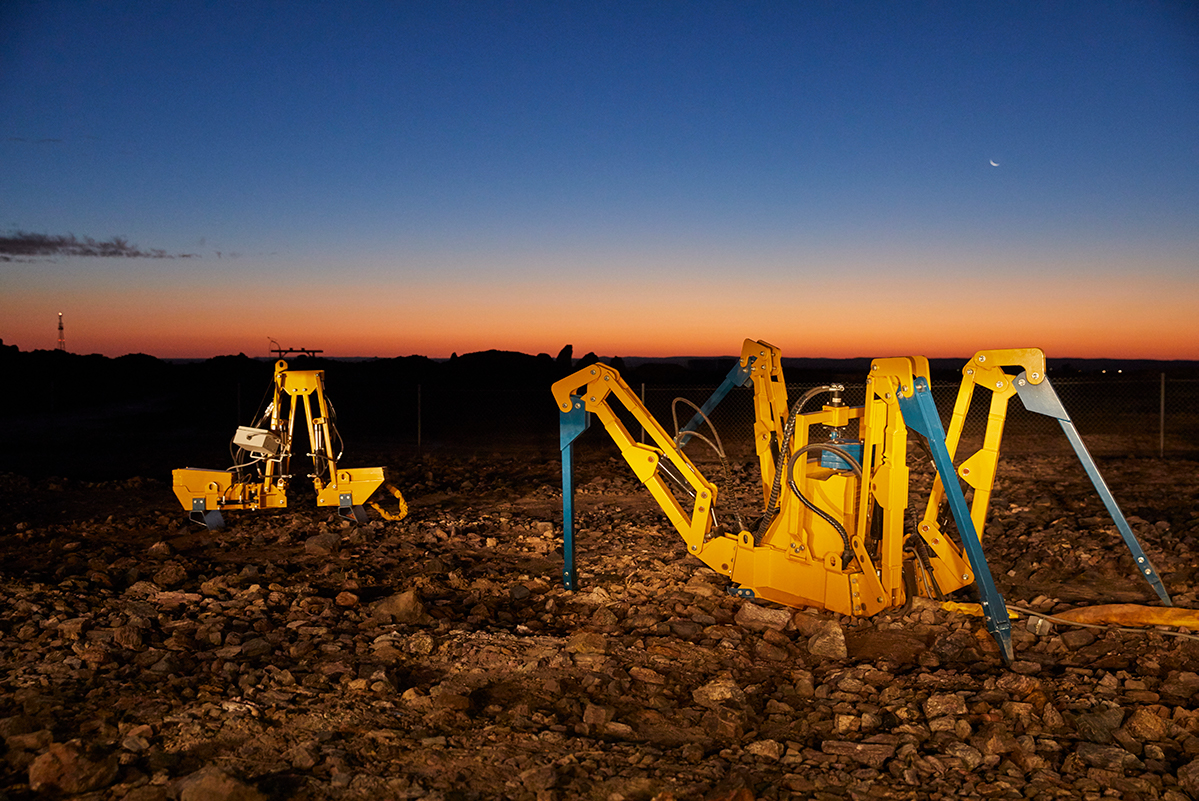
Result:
[3, 273, 1197, 362]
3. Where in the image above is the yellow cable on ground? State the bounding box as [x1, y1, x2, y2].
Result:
[369, 483, 409, 521]
[937, 600, 1199, 644]
[1044, 604, 1199, 628]
[940, 601, 1019, 620]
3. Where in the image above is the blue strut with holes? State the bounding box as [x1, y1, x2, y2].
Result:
[1014, 373, 1172, 606]
[559, 398, 590, 591]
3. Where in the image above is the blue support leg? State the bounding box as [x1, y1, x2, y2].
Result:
[1015, 374, 1172, 606]
[560, 398, 590, 591]
[899, 378, 1014, 663]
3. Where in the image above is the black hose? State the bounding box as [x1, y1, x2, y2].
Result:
[786, 443, 863, 567]
[911, 536, 944, 600]
[754, 386, 837, 543]
[671, 397, 746, 532]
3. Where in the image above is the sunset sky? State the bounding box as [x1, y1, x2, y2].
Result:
[2, 2, 1197, 360]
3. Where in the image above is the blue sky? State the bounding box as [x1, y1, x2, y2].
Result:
[2, 1, 1197, 358]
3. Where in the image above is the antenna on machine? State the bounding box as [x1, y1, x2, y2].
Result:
[57, 312, 66, 351]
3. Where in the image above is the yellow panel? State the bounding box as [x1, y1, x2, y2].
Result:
[316, 467, 386, 507]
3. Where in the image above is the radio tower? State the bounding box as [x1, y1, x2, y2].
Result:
[57, 313, 66, 351]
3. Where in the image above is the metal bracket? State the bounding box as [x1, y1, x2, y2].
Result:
[189, 497, 225, 530]
[337, 492, 369, 525]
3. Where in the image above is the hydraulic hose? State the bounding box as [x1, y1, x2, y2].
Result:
[754, 385, 839, 544]
[671, 397, 746, 532]
[786, 444, 863, 566]
[909, 535, 944, 600]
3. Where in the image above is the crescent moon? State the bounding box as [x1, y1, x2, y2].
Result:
[990, 159, 999, 167]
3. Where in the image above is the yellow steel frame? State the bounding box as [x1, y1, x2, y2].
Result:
[553, 339, 1048, 619]
[173, 360, 388, 524]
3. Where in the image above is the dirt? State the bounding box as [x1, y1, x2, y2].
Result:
[1, 449, 1198, 800]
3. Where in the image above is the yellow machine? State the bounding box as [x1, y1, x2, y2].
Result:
[553, 338, 1171, 661]
[173, 359, 405, 529]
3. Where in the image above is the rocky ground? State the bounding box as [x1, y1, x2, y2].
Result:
[1, 448, 1198, 800]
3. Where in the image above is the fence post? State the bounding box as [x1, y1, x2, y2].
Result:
[1160, 373, 1165, 458]
[417, 384, 422, 456]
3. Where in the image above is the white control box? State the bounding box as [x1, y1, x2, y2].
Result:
[234, 426, 281, 457]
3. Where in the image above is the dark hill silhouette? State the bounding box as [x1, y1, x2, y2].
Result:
[1, 340, 1195, 479]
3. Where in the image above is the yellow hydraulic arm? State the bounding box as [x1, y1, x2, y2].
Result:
[552, 363, 729, 574]
[551, 347, 971, 618]
[173, 360, 403, 529]
[553, 339, 1171, 663]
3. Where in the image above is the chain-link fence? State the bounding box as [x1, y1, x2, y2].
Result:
[347, 374, 1199, 463]
[632, 376, 1199, 461]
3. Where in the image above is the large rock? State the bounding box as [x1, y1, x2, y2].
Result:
[845, 629, 929, 664]
[1179, 757, 1199, 797]
[175, 765, 267, 801]
[693, 678, 745, 709]
[733, 602, 791, 632]
[923, 693, 967, 718]
[372, 590, 433, 624]
[152, 562, 188, 588]
[28, 741, 119, 794]
[1122, 707, 1166, 743]
[304, 531, 341, 556]
[565, 631, 608, 654]
[821, 740, 895, 768]
[808, 620, 848, 660]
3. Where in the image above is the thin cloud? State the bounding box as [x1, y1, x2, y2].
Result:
[0, 231, 194, 261]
